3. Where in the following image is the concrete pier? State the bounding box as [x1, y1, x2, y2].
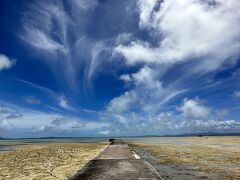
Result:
[69, 139, 163, 180]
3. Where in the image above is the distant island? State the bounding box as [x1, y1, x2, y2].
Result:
[0, 132, 240, 140]
[158, 132, 240, 137]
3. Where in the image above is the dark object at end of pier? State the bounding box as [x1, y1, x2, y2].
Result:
[109, 138, 115, 142]
[109, 138, 125, 145]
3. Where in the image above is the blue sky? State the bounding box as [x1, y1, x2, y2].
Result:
[0, 0, 240, 137]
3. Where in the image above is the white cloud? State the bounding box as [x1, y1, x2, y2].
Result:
[99, 130, 110, 135]
[178, 98, 210, 119]
[102, 97, 240, 135]
[72, 0, 98, 10]
[0, 105, 109, 137]
[115, 41, 158, 65]
[59, 96, 68, 109]
[107, 0, 240, 136]
[0, 54, 15, 70]
[233, 90, 240, 98]
[84, 42, 108, 92]
[103, 66, 186, 134]
[22, 27, 67, 53]
[106, 66, 182, 115]
[6, 112, 56, 129]
[145, 112, 176, 131]
[33, 116, 79, 133]
[115, 0, 240, 70]
[138, 0, 158, 29]
[107, 91, 137, 114]
[143, 112, 239, 133]
[177, 119, 240, 132]
[33, 116, 108, 134]
[0, 119, 13, 136]
[58, 95, 78, 112]
[8, 0, 240, 136]
[119, 74, 131, 82]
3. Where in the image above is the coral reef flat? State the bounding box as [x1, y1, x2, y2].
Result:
[0, 142, 107, 180]
[128, 136, 240, 180]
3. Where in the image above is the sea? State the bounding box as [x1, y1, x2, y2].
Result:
[1, 136, 238, 152]
[0, 137, 109, 152]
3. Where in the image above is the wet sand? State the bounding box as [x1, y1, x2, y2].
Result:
[129, 136, 240, 180]
[0, 142, 107, 180]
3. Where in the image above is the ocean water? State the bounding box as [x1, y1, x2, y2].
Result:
[2, 136, 237, 152]
[0, 137, 109, 152]
[123, 136, 240, 150]
[2, 136, 185, 152]
[123, 137, 195, 145]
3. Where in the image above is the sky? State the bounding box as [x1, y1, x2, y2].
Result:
[0, 0, 240, 138]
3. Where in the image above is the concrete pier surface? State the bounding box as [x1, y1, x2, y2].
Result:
[69, 139, 163, 180]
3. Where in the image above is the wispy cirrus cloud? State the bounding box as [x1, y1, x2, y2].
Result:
[24, 96, 41, 105]
[72, 0, 98, 10]
[19, 0, 139, 94]
[15, 79, 98, 115]
[20, 0, 102, 91]
[58, 95, 77, 112]
[233, 90, 240, 98]
[21, 0, 71, 54]
[20, 0, 123, 95]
